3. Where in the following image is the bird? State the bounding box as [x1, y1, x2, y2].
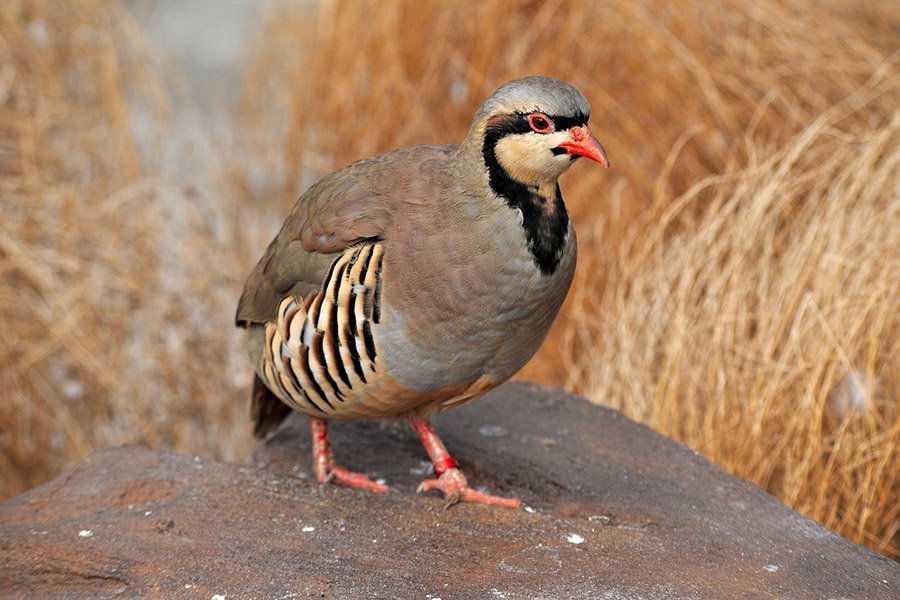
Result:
[235, 76, 609, 508]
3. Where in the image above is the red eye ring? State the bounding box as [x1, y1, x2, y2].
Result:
[528, 113, 554, 134]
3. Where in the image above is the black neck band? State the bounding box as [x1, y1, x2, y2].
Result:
[481, 115, 570, 275]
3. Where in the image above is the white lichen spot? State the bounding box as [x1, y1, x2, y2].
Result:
[523, 505, 536, 514]
[211, 594, 226, 600]
[409, 460, 434, 476]
[144, 511, 152, 516]
[78, 530, 93, 537]
[764, 564, 779, 572]
[478, 425, 508, 437]
[301, 526, 315, 533]
[566, 533, 585, 544]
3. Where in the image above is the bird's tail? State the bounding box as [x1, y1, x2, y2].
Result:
[250, 374, 293, 439]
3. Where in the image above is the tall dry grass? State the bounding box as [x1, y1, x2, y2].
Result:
[569, 90, 899, 555]
[1, 0, 897, 559]
[0, 0, 253, 496]
[235, 0, 899, 557]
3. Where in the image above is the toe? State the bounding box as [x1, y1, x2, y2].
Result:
[460, 487, 521, 509]
[329, 465, 389, 493]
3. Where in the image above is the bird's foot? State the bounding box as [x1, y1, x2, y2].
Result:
[417, 468, 520, 509]
[315, 461, 389, 493]
[309, 417, 388, 493]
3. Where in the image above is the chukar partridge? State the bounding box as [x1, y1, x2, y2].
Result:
[236, 76, 609, 508]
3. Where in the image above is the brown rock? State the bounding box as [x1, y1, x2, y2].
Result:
[1, 382, 897, 598]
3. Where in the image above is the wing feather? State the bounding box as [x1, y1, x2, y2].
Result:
[235, 144, 455, 326]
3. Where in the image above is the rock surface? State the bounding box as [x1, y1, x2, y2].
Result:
[1, 382, 897, 599]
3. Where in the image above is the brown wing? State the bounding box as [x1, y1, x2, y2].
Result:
[235, 144, 456, 327]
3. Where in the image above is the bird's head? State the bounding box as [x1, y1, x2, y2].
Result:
[461, 76, 609, 192]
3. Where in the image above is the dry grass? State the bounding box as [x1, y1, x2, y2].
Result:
[0, 0, 254, 496]
[569, 91, 899, 555]
[1, 0, 897, 558]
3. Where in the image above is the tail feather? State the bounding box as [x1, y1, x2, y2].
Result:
[251, 374, 293, 439]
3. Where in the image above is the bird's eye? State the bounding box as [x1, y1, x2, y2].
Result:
[528, 113, 554, 134]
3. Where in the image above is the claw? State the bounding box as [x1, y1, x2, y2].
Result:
[417, 468, 520, 509]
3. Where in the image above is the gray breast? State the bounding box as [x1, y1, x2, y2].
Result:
[376, 214, 576, 394]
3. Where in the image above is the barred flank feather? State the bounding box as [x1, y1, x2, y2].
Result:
[260, 242, 384, 417]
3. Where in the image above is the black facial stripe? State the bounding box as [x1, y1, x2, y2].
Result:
[482, 114, 571, 275]
[550, 146, 568, 156]
[514, 111, 588, 132]
[547, 112, 588, 131]
[491, 114, 532, 136]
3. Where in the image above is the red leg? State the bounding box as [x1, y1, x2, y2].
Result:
[407, 413, 520, 509]
[310, 417, 388, 493]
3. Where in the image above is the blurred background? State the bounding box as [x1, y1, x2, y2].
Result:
[1, 0, 897, 558]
